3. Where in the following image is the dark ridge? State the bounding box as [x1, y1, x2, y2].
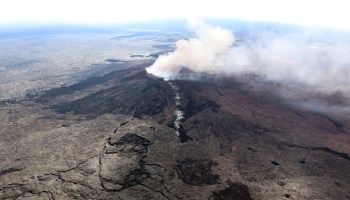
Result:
[0, 167, 23, 176]
[314, 113, 344, 129]
[35, 60, 155, 102]
[178, 124, 193, 143]
[54, 72, 172, 117]
[167, 120, 193, 143]
[313, 147, 350, 161]
[286, 144, 350, 162]
[212, 181, 253, 200]
[174, 158, 219, 186]
[290, 109, 307, 120]
[183, 98, 220, 119]
[109, 133, 150, 148]
[325, 116, 344, 128]
[172, 80, 221, 120]
[184, 111, 269, 146]
[174, 80, 270, 142]
[36, 68, 134, 101]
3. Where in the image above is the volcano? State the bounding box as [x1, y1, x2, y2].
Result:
[0, 60, 349, 200]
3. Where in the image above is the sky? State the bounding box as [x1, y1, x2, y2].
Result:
[0, 0, 349, 29]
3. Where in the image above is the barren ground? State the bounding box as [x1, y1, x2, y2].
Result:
[0, 60, 349, 200]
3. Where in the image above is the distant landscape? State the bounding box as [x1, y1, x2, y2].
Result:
[0, 22, 189, 101]
[0, 19, 349, 200]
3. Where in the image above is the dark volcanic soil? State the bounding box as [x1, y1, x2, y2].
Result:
[0, 61, 349, 200]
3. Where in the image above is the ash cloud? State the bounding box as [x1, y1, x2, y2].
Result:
[146, 21, 350, 116]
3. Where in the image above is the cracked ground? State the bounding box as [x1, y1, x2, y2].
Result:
[1, 61, 349, 200]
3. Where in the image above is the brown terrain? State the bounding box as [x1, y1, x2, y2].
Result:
[0, 60, 349, 200]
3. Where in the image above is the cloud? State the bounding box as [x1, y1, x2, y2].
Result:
[147, 21, 350, 94]
[146, 21, 350, 115]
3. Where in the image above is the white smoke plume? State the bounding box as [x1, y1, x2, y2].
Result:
[146, 20, 350, 115]
[168, 81, 184, 136]
[146, 21, 234, 79]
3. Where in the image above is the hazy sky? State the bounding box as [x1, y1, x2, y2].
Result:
[1, 0, 349, 29]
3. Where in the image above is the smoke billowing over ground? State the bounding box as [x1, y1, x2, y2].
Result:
[146, 21, 234, 78]
[1, 21, 350, 199]
[146, 21, 350, 116]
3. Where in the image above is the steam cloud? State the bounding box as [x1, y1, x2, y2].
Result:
[146, 21, 350, 115]
[146, 22, 234, 78]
